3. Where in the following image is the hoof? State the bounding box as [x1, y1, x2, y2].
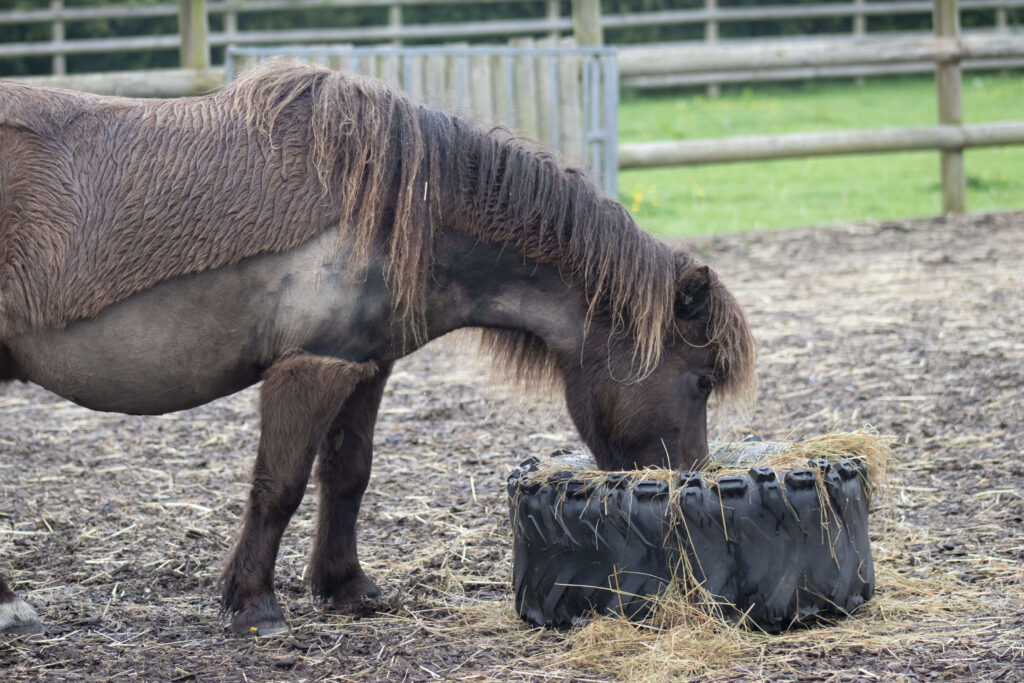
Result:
[0, 598, 43, 636]
[3, 621, 44, 636]
[228, 594, 287, 637]
[324, 573, 381, 610]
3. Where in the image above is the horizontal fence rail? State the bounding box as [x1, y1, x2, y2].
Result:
[623, 55, 1024, 87]
[619, 122, 1024, 167]
[8, 67, 228, 97]
[0, 21, 571, 59]
[618, 34, 1024, 76]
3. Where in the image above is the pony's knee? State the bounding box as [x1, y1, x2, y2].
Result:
[261, 354, 378, 413]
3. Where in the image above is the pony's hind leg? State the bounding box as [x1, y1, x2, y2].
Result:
[309, 361, 393, 608]
[222, 354, 378, 636]
[0, 572, 42, 635]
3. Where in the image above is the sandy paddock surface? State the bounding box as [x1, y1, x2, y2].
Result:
[1, 211, 1022, 681]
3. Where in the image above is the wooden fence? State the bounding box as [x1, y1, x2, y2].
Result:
[2, 0, 1021, 81]
[619, 0, 1024, 214]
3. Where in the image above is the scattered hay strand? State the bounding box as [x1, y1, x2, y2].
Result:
[525, 428, 890, 478]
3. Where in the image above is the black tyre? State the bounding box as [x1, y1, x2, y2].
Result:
[507, 444, 875, 631]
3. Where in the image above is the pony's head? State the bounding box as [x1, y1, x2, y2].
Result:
[560, 255, 756, 471]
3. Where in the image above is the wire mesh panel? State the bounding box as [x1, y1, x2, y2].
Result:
[226, 43, 619, 198]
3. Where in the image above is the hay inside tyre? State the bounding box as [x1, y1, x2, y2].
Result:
[507, 432, 891, 632]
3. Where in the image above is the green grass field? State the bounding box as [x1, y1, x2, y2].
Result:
[618, 74, 1024, 236]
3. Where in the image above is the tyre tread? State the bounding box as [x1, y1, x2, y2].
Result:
[509, 451, 875, 631]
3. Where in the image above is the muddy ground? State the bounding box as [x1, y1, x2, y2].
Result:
[1, 211, 1022, 681]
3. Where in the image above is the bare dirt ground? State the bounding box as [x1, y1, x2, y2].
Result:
[1, 211, 1022, 681]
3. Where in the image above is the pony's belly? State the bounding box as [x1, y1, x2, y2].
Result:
[4, 230, 383, 415]
[5, 293, 264, 414]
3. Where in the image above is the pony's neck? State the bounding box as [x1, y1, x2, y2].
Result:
[424, 229, 585, 357]
[429, 119, 675, 378]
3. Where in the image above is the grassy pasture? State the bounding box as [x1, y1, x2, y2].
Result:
[619, 73, 1024, 236]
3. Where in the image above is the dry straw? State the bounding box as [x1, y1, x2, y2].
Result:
[521, 429, 894, 498]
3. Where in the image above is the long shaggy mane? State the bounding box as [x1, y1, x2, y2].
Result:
[232, 61, 755, 402]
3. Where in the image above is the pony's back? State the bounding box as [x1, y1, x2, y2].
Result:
[0, 77, 348, 336]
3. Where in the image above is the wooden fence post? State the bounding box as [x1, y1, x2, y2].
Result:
[50, 0, 65, 75]
[934, 0, 965, 215]
[177, 0, 210, 70]
[853, 0, 866, 85]
[995, 0, 1009, 74]
[389, 3, 402, 46]
[224, 4, 238, 43]
[705, 0, 719, 97]
[547, 0, 561, 42]
[852, 0, 866, 36]
[995, 1, 1008, 31]
[572, 0, 603, 46]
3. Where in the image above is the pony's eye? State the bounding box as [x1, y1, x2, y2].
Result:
[697, 376, 715, 396]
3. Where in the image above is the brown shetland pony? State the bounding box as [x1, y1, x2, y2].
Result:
[0, 63, 755, 635]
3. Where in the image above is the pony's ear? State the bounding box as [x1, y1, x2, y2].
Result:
[675, 265, 712, 320]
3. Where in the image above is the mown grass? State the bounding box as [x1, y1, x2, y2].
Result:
[618, 73, 1024, 236]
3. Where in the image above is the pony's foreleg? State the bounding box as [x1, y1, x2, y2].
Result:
[0, 572, 42, 635]
[222, 354, 378, 636]
[309, 361, 393, 608]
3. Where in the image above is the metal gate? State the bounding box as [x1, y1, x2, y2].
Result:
[226, 44, 619, 198]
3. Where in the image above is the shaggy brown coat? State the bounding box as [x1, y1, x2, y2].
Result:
[0, 63, 754, 398]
